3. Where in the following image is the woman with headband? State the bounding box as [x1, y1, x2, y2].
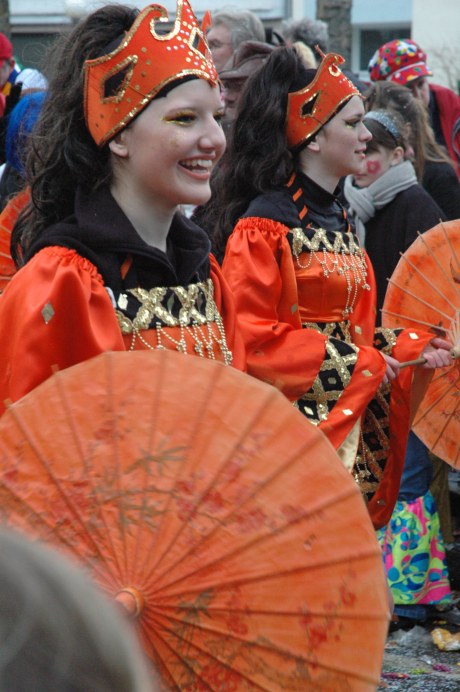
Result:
[344, 108, 456, 629]
[0, 1, 244, 414]
[208, 46, 452, 528]
[344, 108, 444, 321]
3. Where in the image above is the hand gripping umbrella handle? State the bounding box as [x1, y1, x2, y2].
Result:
[399, 346, 460, 370]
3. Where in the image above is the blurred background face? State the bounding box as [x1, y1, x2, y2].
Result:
[0, 58, 13, 89]
[354, 145, 396, 188]
[207, 24, 234, 72]
[222, 78, 246, 127]
[407, 76, 430, 107]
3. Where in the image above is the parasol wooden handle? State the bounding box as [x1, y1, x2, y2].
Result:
[399, 356, 427, 369]
[399, 347, 460, 370]
[114, 587, 145, 618]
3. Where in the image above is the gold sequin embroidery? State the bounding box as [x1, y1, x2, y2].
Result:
[115, 279, 232, 365]
[295, 337, 358, 425]
[290, 226, 370, 317]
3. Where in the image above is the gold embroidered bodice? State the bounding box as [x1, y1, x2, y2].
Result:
[114, 279, 232, 365]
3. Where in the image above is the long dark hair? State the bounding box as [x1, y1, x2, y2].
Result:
[201, 47, 311, 263]
[11, 4, 138, 266]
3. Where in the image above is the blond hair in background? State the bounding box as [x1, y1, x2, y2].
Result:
[0, 529, 157, 691]
[292, 41, 317, 69]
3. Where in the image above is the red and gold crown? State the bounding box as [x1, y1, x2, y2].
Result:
[84, 0, 218, 147]
[285, 51, 359, 150]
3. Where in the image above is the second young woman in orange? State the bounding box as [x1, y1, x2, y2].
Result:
[207, 47, 452, 528]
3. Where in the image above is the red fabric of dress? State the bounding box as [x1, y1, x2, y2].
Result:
[0, 187, 245, 416]
[222, 174, 433, 528]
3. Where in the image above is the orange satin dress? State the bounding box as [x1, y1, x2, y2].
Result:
[0, 193, 245, 418]
[222, 174, 432, 528]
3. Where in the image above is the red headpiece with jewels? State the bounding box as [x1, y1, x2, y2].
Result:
[285, 50, 360, 150]
[84, 0, 218, 147]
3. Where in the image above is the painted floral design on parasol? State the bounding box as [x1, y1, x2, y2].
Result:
[382, 220, 460, 468]
[0, 349, 389, 689]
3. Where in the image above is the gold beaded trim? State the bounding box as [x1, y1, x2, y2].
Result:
[302, 319, 353, 343]
[290, 226, 370, 317]
[352, 383, 391, 498]
[294, 334, 358, 424]
[115, 279, 233, 365]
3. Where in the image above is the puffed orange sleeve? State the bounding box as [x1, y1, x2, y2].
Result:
[0, 247, 125, 414]
[222, 218, 387, 448]
[222, 217, 332, 398]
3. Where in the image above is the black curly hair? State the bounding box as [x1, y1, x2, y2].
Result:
[11, 4, 139, 266]
[198, 47, 318, 263]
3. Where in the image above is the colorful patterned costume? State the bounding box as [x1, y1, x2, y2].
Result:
[222, 172, 433, 529]
[0, 186, 244, 415]
[378, 433, 451, 611]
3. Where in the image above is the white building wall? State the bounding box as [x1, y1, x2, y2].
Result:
[10, 0, 290, 26]
[352, 0, 412, 25]
[412, 0, 460, 91]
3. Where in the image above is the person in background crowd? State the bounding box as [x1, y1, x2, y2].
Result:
[219, 40, 275, 131]
[343, 109, 444, 320]
[281, 18, 367, 93]
[368, 38, 460, 178]
[0, 1, 244, 416]
[378, 431, 460, 629]
[0, 32, 47, 162]
[365, 80, 460, 221]
[206, 9, 265, 72]
[191, 39, 277, 237]
[204, 46, 452, 531]
[193, 42, 315, 250]
[0, 528, 156, 691]
[0, 32, 47, 98]
[280, 15, 329, 61]
[0, 90, 46, 211]
[364, 79, 460, 579]
[343, 108, 459, 630]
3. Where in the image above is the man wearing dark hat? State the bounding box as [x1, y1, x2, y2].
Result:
[219, 40, 275, 130]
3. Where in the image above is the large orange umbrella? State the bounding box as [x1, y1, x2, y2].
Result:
[0, 188, 26, 291]
[0, 350, 389, 690]
[382, 220, 460, 468]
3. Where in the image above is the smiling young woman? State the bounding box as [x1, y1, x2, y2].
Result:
[0, 1, 245, 414]
[203, 46, 452, 529]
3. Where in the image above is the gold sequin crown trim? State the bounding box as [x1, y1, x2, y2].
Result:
[84, 0, 218, 146]
[286, 50, 359, 150]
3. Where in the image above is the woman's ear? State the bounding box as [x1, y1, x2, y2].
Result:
[390, 146, 405, 166]
[108, 130, 129, 158]
[306, 136, 320, 153]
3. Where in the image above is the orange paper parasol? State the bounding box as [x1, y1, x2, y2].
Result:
[382, 220, 460, 468]
[0, 188, 26, 291]
[0, 350, 388, 690]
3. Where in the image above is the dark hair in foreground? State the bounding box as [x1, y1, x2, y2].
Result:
[200, 47, 309, 263]
[0, 529, 154, 691]
[11, 4, 138, 266]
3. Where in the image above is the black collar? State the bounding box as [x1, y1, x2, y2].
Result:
[26, 186, 211, 289]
